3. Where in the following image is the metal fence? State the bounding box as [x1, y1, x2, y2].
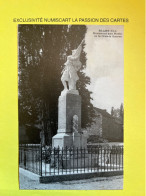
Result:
[19, 144, 123, 176]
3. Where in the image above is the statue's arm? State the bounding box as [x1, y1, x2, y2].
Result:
[71, 45, 82, 60]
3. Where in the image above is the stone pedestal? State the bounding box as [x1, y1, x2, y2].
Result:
[52, 133, 73, 148]
[52, 90, 87, 148]
[58, 90, 81, 134]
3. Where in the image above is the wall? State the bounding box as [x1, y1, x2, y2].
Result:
[102, 116, 123, 142]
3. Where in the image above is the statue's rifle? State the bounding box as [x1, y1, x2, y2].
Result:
[77, 38, 85, 50]
[73, 38, 85, 57]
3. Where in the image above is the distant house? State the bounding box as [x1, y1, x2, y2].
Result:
[86, 107, 123, 142]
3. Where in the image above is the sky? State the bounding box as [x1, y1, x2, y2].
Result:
[84, 25, 124, 113]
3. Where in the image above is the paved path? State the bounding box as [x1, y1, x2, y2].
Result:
[19, 173, 123, 190]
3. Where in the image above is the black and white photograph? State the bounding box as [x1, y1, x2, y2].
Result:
[18, 25, 124, 190]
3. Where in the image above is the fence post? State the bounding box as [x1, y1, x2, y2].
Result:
[122, 146, 124, 169]
[73, 146, 74, 173]
[40, 143, 42, 176]
[24, 144, 26, 169]
[91, 147, 92, 172]
[58, 146, 60, 175]
[65, 146, 67, 174]
[77, 147, 78, 173]
[84, 147, 85, 173]
[62, 147, 63, 174]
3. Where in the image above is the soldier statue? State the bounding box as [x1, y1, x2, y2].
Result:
[61, 39, 84, 91]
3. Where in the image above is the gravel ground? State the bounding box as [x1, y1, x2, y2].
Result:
[19, 174, 123, 190]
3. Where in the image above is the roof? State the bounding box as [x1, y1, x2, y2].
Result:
[94, 107, 112, 118]
[94, 107, 123, 124]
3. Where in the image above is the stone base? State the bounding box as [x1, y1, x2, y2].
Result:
[52, 89, 87, 149]
[52, 133, 73, 148]
[40, 171, 124, 183]
[52, 132, 87, 148]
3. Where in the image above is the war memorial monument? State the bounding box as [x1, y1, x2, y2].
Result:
[52, 40, 87, 150]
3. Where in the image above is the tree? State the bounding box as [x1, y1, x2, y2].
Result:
[120, 103, 124, 123]
[111, 107, 114, 117]
[18, 25, 44, 126]
[110, 103, 124, 123]
[18, 25, 95, 145]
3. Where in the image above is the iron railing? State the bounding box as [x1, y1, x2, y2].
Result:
[19, 144, 123, 176]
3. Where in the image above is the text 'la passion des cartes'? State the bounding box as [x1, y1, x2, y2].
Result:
[13, 17, 129, 23]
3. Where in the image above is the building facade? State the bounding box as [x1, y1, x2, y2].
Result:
[86, 108, 123, 142]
